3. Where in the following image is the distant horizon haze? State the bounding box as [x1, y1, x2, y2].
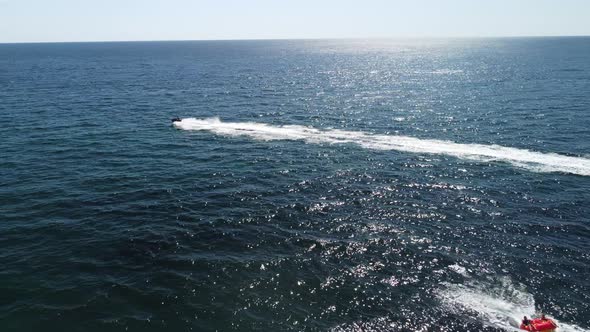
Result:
[1, 0, 589, 43]
[1, 35, 590, 45]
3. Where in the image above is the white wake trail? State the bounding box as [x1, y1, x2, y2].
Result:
[438, 281, 589, 332]
[174, 117, 590, 176]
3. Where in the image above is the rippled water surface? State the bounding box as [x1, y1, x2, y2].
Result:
[1, 38, 590, 331]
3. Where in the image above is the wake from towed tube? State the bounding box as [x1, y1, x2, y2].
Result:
[174, 117, 590, 176]
[438, 281, 589, 332]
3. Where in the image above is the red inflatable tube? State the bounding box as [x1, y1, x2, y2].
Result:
[520, 318, 557, 331]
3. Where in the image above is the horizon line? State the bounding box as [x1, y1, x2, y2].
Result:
[1, 34, 589, 45]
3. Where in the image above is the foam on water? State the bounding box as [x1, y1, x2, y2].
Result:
[438, 279, 589, 332]
[174, 118, 590, 176]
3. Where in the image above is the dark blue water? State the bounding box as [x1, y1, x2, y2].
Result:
[1, 38, 590, 331]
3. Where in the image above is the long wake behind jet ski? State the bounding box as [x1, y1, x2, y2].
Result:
[171, 117, 590, 176]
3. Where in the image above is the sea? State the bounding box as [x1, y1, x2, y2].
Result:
[1, 37, 589, 331]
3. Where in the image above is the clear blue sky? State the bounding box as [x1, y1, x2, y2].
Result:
[1, 0, 589, 43]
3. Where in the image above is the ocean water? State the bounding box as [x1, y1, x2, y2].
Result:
[1, 38, 590, 331]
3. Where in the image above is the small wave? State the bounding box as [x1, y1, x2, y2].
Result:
[173, 117, 590, 176]
[414, 69, 464, 75]
[438, 279, 589, 331]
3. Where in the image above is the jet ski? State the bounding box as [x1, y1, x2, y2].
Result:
[520, 317, 557, 331]
[171, 117, 182, 123]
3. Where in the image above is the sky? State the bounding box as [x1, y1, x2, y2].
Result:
[0, 0, 589, 43]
